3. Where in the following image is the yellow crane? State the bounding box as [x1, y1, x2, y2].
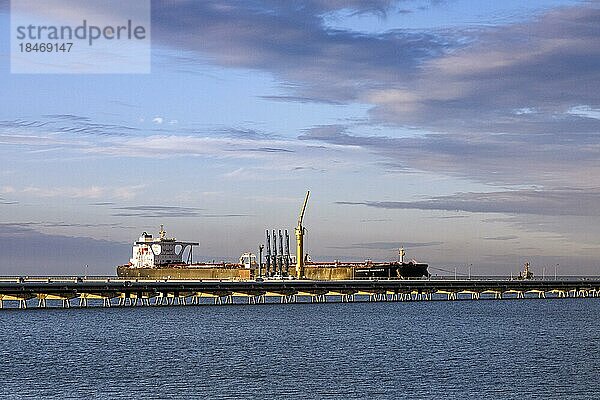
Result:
[295, 190, 310, 279]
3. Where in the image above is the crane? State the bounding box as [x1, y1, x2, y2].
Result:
[295, 190, 310, 279]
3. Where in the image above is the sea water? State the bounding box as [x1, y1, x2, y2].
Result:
[1, 299, 599, 399]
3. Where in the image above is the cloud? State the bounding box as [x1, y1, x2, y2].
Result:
[0, 115, 140, 140]
[300, 125, 600, 187]
[330, 241, 443, 250]
[301, 0, 398, 15]
[147, 2, 600, 191]
[241, 147, 294, 153]
[3, 221, 132, 229]
[23, 186, 105, 199]
[0, 224, 129, 275]
[151, 0, 449, 102]
[258, 95, 344, 105]
[483, 235, 518, 241]
[202, 213, 251, 218]
[110, 205, 252, 219]
[5, 185, 143, 200]
[152, 117, 164, 124]
[0, 197, 18, 205]
[218, 127, 275, 140]
[367, 6, 600, 135]
[0, 115, 362, 179]
[152, 2, 600, 137]
[337, 188, 600, 217]
[112, 205, 204, 218]
[86, 135, 298, 159]
[109, 100, 141, 109]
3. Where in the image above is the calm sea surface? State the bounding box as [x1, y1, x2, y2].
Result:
[1, 299, 599, 399]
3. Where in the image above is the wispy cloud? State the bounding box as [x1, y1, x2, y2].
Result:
[1, 221, 132, 229]
[483, 235, 518, 241]
[0, 115, 366, 183]
[3, 185, 143, 200]
[330, 241, 443, 250]
[0, 115, 141, 138]
[258, 95, 344, 105]
[109, 205, 251, 218]
[203, 213, 252, 218]
[337, 188, 600, 217]
[112, 205, 204, 218]
[0, 197, 18, 205]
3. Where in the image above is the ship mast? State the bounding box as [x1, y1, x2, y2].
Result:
[295, 190, 310, 279]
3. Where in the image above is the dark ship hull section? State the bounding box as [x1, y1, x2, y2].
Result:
[353, 262, 430, 279]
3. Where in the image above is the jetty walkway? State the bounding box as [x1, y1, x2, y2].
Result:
[0, 276, 599, 309]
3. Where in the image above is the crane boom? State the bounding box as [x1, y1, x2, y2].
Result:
[298, 190, 310, 226]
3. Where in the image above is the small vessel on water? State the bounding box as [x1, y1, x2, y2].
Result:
[116, 192, 430, 280]
[517, 262, 534, 280]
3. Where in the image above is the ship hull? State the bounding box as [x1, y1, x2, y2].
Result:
[117, 262, 429, 281]
[352, 262, 430, 279]
[117, 265, 251, 280]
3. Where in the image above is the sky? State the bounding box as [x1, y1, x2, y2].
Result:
[1, 0, 599, 276]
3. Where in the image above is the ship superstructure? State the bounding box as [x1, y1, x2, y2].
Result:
[130, 225, 198, 268]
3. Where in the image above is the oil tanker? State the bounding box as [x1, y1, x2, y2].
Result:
[116, 192, 430, 280]
[116, 226, 255, 280]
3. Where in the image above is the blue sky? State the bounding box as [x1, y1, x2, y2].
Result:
[1, 0, 599, 276]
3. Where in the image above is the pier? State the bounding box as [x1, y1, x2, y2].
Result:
[0, 276, 599, 309]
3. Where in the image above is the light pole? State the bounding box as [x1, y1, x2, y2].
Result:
[555, 264, 558, 280]
[469, 264, 472, 280]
